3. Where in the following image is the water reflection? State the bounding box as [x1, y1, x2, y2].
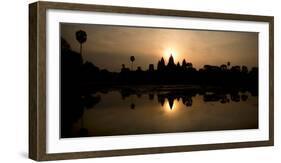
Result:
[119, 90, 248, 110]
[61, 86, 258, 138]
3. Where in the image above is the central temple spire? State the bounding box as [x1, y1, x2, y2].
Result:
[168, 54, 175, 66]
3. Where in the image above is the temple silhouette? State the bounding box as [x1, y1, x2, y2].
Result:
[79, 54, 257, 88]
[61, 37, 258, 91]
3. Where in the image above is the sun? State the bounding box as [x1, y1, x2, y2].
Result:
[163, 48, 178, 62]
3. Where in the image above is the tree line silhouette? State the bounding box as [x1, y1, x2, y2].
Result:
[61, 36, 258, 92]
[61, 30, 258, 92]
[61, 29, 258, 104]
[117, 54, 258, 87]
[62, 30, 258, 92]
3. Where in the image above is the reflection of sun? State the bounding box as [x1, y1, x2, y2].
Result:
[163, 99, 179, 113]
[163, 48, 178, 62]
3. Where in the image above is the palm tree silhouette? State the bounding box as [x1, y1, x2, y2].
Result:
[75, 30, 87, 55]
[130, 56, 135, 70]
[227, 61, 231, 69]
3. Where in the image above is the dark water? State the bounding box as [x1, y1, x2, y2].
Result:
[64, 86, 258, 138]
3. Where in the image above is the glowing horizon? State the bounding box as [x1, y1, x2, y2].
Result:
[61, 23, 258, 72]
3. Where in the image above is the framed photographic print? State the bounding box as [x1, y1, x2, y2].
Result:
[29, 1, 274, 161]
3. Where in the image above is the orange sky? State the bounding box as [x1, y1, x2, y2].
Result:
[61, 23, 258, 72]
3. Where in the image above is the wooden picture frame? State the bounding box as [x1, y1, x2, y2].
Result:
[29, 1, 274, 161]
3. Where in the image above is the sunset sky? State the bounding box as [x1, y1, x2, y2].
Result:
[61, 23, 258, 72]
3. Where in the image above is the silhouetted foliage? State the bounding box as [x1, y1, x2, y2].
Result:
[130, 56, 135, 70]
[76, 30, 87, 55]
[60, 39, 258, 91]
[61, 37, 258, 90]
[227, 61, 231, 68]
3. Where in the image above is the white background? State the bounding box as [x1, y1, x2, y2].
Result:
[0, 0, 279, 162]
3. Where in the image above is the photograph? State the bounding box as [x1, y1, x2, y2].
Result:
[28, 1, 274, 160]
[60, 23, 259, 138]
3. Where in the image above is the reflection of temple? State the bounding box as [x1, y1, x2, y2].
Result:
[156, 91, 248, 110]
[118, 87, 250, 110]
[167, 96, 174, 109]
[157, 93, 194, 109]
[62, 85, 250, 137]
